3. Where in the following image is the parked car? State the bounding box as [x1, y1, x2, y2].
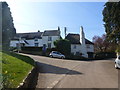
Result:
[49, 51, 65, 59]
[115, 55, 120, 69]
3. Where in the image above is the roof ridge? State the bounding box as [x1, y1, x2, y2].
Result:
[44, 30, 58, 31]
[68, 33, 79, 35]
[17, 32, 43, 34]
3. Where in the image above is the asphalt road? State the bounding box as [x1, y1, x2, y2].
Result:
[20, 53, 119, 88]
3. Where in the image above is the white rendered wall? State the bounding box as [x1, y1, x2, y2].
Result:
[71, 44, 94, 57]
[71, 44, 82, 55]
[38, 39, 43, 47]
[42, 36, 60, 48]
[10, 40, 19, 47]
[10, 39, 43, 47]
[86, 44, 94, 52]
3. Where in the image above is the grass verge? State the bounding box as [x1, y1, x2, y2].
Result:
[1, 51, 35, 88]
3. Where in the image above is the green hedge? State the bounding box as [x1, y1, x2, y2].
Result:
[21, 47, 57, 56]
[95, 52, 116, 59]
[65, 53, 87, 60]
[21, 47, 42, 51]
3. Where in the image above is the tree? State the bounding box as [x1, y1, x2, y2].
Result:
[2, 2, 16, 50]
[103, 2, 120, 43]
[54, 39, 71, 55]
[92, 34, 116, 53]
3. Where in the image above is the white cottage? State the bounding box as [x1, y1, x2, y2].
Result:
[10, 29, 61, 49]
[65, 26, 94, 58]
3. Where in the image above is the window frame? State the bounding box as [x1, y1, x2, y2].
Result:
[35, 43, 39, 47]
[48, 36, 52, 41]
[48, 43, 51, 48]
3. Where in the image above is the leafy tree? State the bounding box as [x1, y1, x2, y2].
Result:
[103, 2, 120, 43]
[92, 34, 116, 53]
[54, 39, 71, 55]
[2, 2, 16, 51]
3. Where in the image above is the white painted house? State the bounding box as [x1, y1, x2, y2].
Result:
[65, 26, 94, 58]
[10, 26, 94, 58]
[10, 29, 61, 49]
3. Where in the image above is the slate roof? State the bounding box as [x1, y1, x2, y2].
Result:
[43, 30, 60, 36]
[65, 33, 94, 45]
[11, 32, 43, 40]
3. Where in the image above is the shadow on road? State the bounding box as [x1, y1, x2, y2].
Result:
[36, 61, 83, 75]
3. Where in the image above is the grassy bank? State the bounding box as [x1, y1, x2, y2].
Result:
[1, 51, 35, 88]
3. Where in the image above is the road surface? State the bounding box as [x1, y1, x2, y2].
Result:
[20, 53, 119, 88]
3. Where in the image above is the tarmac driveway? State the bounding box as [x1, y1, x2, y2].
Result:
[20, 53, 119, 88]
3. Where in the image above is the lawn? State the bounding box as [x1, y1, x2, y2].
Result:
[1, 51, 35, 88]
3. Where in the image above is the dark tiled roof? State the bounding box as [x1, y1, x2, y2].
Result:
[65, 33, 94, 45]
[12, 32, 43, 40]
[65, 34, 81, 44]
[43, 30, 60, 36]
[85, 39, 94, 45]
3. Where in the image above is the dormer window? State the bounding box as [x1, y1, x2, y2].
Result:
[48, 36, 52, 41]
[35, 38, 38, 41]
[22, 38, 26, 40]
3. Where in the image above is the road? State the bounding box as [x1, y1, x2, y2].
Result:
[20, 53, 119, 88]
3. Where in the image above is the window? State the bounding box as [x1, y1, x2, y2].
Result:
[48, 43, 51, 48]
[76, 52, 79, 55]
[74, 45, 76, 49]
[118, 56, 120, 59]
[35, 38, 38, 41]
[87, 45, 90, 48]
[48, 37, 52, 41]
[35, 43, 38, 47]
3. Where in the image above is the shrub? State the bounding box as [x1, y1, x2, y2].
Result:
[54, 39, 71, 56]
[45, 48, 57, 56]
[21, 47, 42, 52]
[95, 52, 116, 59]
[65, 53, 87, 60]
[115, 45, 120, 55]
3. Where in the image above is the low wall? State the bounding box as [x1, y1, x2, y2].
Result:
[18, 62, 39, 88]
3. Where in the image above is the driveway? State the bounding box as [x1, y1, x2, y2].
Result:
[20, 53, 119, 88]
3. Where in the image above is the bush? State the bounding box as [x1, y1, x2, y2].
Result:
[45, 48, 57, 56]
[9, 47, 17, 51]
[54, 39, 71, 56]
[21, 47, 42, 52]
[95, 52, 116, 59]
[115, 45, 120, 55]
[65, 53, 87, 60]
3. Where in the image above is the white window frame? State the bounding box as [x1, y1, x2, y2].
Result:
[48, 43, 51, 48]
[35, 43, 39, 47]
[48, 36, 52, 41]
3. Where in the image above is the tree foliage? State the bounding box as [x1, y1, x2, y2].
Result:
[2, 2, 16, 50]
[93, 34, 116, 53]
[54, 39, 71, 55]
[103, 2, 120, 43]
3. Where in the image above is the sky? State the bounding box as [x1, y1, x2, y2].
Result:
[6, 1, 106, 41]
